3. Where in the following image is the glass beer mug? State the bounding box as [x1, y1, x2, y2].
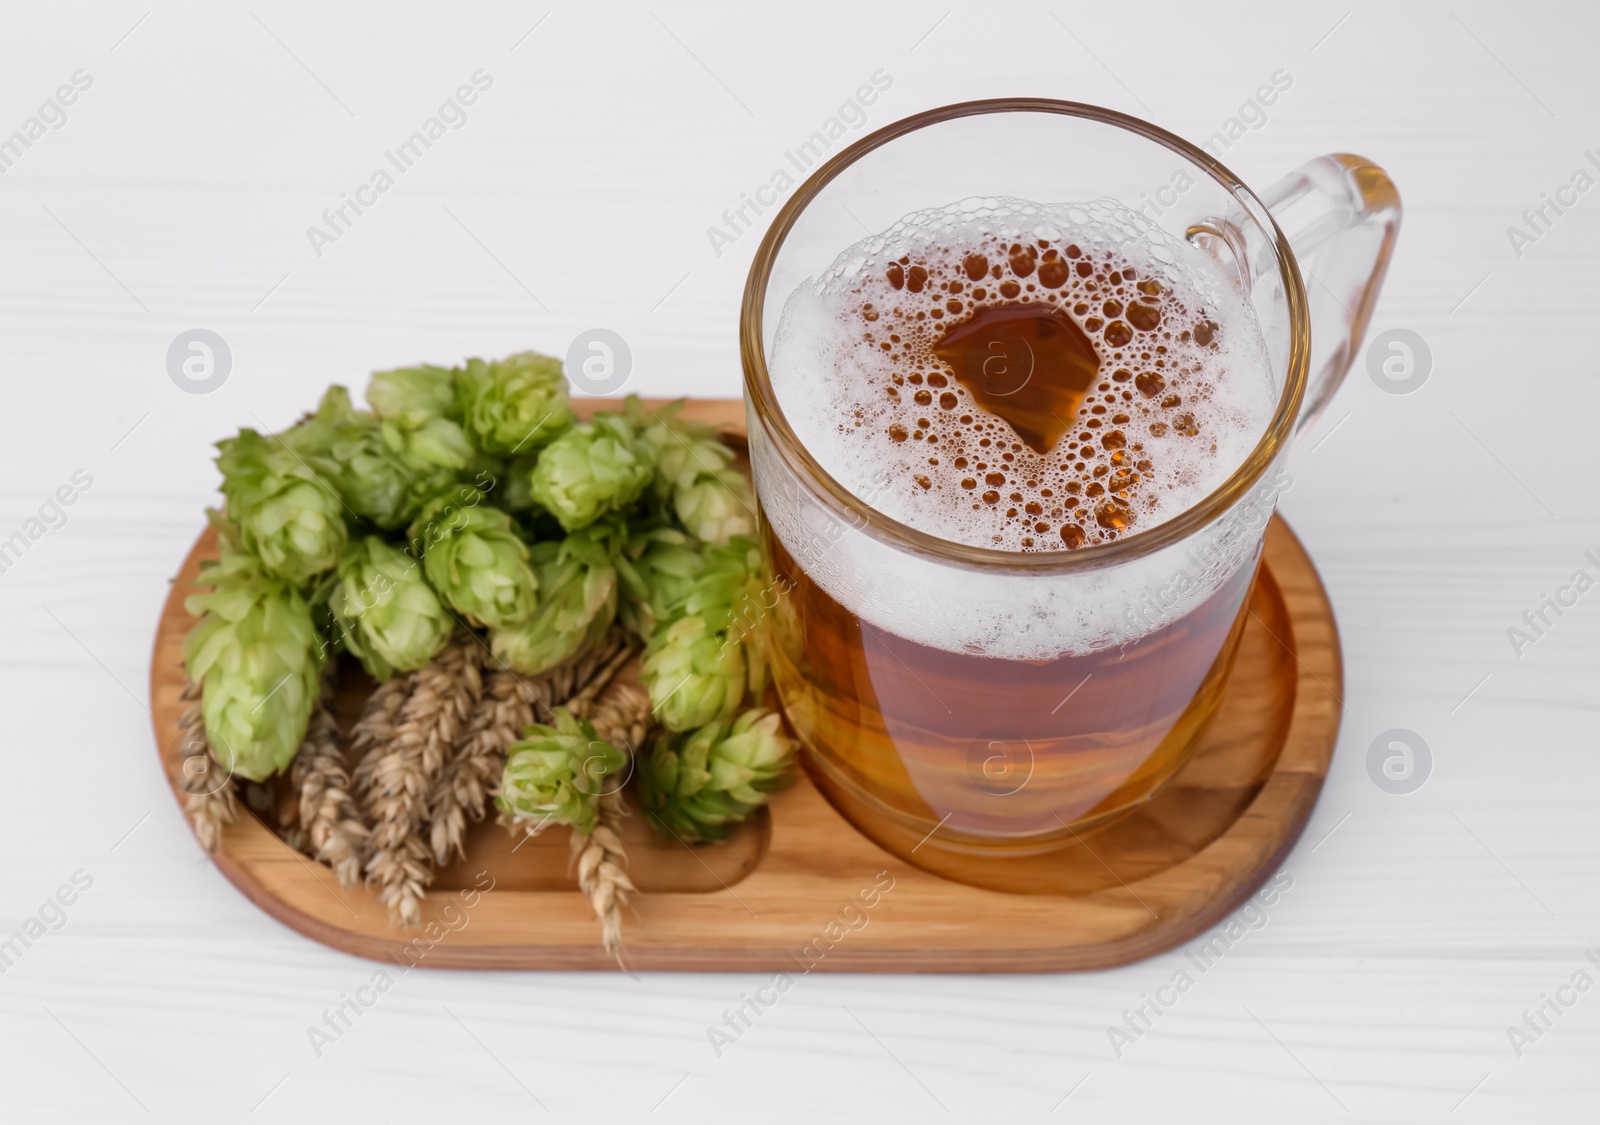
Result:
[739, 100, 1398, 884]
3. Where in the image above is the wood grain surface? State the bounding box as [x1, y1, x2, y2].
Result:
[148, 399, 1340, 972]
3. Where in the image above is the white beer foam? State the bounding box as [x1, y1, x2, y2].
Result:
[757, 198, 1281, 658]
[771, 197, 1275, 552]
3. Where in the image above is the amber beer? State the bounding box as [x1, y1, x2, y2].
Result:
[763, 528, 1256, 847]
[754, 196, 1283, 872]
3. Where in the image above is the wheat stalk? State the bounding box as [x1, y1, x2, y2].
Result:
[357, 636, 483, 926]
[290, 671, 369, 889]
[426, 630, 633, 866]
[176, 679, 238, 852]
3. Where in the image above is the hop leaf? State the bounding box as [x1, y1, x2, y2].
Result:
[328, 536, 454, 681]
[632, 399, 755, 543]
[457, 351, 575, 455]
[496, 708, 627, 835]
[284, 386, 440, 530]
[529, 411, 655, 531]
[490, 524, 619, 675]
[638, 709, 795, 841]
[366, 364, 458, 426]
[183, 546, 323, 782]
[216, 428, 347, 584]
[408, 489, 538, 630]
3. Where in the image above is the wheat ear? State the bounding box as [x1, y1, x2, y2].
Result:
[176, 678, 238, 852]
[568, 673, 653, 961]
[358, 637, 482, 926]
[580, 676, 652, 754]
[290, 671, 369, 889]
[573, 792, 633, 960]
[350, 670, 413, 795]
[427, 663, 534, 866]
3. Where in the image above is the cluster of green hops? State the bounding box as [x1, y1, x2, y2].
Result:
[189, 349, 794, 840]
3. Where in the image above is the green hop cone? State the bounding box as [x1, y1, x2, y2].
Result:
[667, 453, 755, 546]
[361, 362, 476, 487]
[640, 614, 745, 733]
[638, 709, 795, 842]
[631, 398, 755, 544]
[366, 364, 458, 426]
[379, 412, 475, 478]
[638, 535, 771, 729]
[408, 490, 538, 630]
[285, 386, 434, 530]
[529, 411, 655, 532]
[654, 436, 754, 545]
[215, 428, 347, 584]
[457, 351, 575, 455]
[616, 525, 706, 640]
[490, 524, 619, 676]
[669, 535, 763, 632]
[183, 545, 324, 782]
[685, 535, 772, 698]
[496, 708, 627, 835]
[328, 536, 454, 681]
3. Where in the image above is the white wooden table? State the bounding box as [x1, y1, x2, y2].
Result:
[2, 2, 1596, 1121]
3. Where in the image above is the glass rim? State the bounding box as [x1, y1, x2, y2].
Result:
[739, 97, 1311, 574]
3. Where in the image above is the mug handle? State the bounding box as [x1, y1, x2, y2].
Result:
[1256, 154, 1402, 431]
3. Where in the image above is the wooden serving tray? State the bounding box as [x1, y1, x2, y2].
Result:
[150, 398, 1341, 972]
